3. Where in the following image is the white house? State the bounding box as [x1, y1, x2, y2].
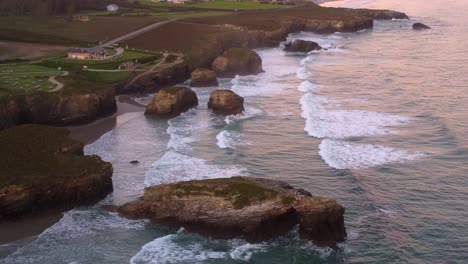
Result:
[107, 4, 119, 12]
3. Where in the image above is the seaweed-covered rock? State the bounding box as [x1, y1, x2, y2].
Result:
[145, 86, 198, 117]
[0, 125, 113, 220]
[111, 177, 347, 247]
[208, 90, 244, 116]
[190, 68, 219, 87]
[212, 48, 263, 78]
[284, 39, 321, 53]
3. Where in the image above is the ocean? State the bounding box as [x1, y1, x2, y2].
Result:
[1, 0, 467, 263]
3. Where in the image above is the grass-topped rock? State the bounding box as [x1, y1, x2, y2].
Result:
[212, 48, 263, 78]
[0, 125, 113, 220]
[110, 176, 347, 247]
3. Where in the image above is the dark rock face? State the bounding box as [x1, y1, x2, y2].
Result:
[208, 90, 244, 116]
[145, 86, 198, 117]
[190, 68, 219, 87]
[111, 177, 347, 247]
[413, 22, 431, 30]
[284, 39, 321, 53]
[212, 48, 263, 78]
[0, 125, 113, 220]
[0, 87, 117, 130]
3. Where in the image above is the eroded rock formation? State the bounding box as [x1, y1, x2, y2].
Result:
[413, 22, 430, 30]
[208, 89, 244, 115]
[212, 48, 263, 78]
[110, 177, 347, 247]
[190, 68, 219, 87]
[284, 39, 322, 53]
[0, 125, 113, 220]
[145, 86, 198, 117]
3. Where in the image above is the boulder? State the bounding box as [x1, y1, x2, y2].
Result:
[190, 68, 219, 87]
[208, 90, 244, 116]
[145, 86, 198, 117]
[110, 177, 347, 247]
[212, 48, 263, 78]
[284, 39, 321, 53]
[0, 125, 113, 220]
[413, 22, 430, 30]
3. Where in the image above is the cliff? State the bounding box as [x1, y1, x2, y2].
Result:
[0, 125, 113, 219]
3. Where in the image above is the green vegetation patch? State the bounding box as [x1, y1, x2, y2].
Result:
[0, 64, 62, 93]
[0, 125, 109, 189]
[172, 177, 280, 209]
[189, 1, 289, 10]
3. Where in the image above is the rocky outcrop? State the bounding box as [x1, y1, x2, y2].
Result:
[145, 86, 198, 117]
[352, 9, 409, 20]
[284, 39, 321, 53]
[110, 177, 347, 247]
[212, 48, 263, 78]
[208, 90, 244, 115]
[0, 125, 113, 220]
[413, 22, 430, 30]
[0, 87, 117, 130]
[190, 68, 219, 87]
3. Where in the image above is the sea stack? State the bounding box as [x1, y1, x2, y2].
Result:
[212, 48, 263, 78]
[208, 90, 244, 116]
[145, 86, 198, 117]
[110, 177, 347, 247]
[190, 68, 219, 87]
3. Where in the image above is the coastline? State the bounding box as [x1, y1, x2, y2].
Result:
[68, 95, 146, 145]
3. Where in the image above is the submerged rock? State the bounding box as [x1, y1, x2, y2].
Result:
[284, 39, 321, 53]
[212, 48, 263, 78]
[190, 68, 219, 87]
[413, 22, 431, 30]
[208, 90, 244, 116]
[111, 177, 347, 247]
[145, 86, 198, 117]
[0, 125, 113, 220]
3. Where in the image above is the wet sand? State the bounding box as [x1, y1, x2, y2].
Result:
[0, 95, 147, 255]
[68, 95, 145, 144]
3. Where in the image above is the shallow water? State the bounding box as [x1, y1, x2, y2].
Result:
[2, 0, 468, 263]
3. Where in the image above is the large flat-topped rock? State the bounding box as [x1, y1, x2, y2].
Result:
[111, 176, 347, 247]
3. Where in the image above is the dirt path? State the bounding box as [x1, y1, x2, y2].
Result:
[48, 71, 68, 92]
[99, 19, 177, 47]
[123, 53, 184, 90]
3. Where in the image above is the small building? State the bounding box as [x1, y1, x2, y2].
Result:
[107, 4, 119, 12]
[119, 61, 136, 70]
[72, 14, 90, 22]
[67, 47, 107, 60]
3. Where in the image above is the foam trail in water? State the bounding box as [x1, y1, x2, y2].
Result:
[144, 151, 246, 186]
[130, 234, 268, 264]
[300, 92, 410, 139]
[319, 139, 425, 169]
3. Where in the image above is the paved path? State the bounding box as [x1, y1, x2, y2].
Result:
[99, 19, 177, 47]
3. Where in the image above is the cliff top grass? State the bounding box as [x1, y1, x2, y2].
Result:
[146, 177, 288, 209]
[0, 125, 110, 189]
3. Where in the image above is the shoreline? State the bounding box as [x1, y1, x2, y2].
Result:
[68, 95, 146, 145]
[0, 95, 146, 252]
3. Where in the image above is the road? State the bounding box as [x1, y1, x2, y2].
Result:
[99, 19, 177, 47]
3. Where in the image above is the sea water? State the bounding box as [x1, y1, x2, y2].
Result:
[2, 0, 468, 263]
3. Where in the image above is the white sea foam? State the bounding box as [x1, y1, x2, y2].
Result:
[296, 67, 311, 80]
[166, 108, 210, 151]
[298, 80, 319, 92]
[300, 92, 410, 139]
[130, 235, 268, 264]
[130, 234, 226, 264]
[216, 130, 237, 149]
[318, 139, 425, 169]
[144, 151, 246, 186]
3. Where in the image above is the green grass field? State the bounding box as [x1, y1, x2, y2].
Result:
[0, 64, 62, 92]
